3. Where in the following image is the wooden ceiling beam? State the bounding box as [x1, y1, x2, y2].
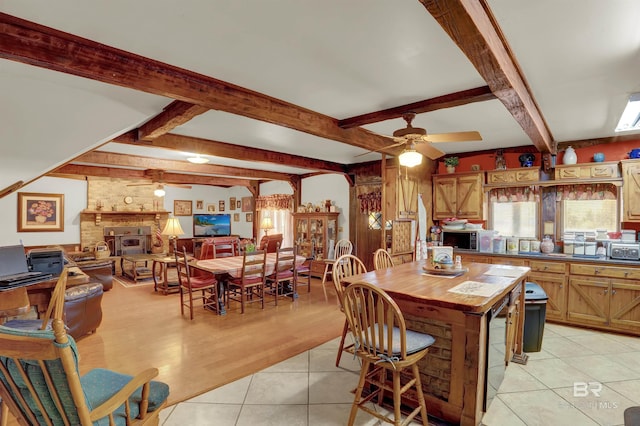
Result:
[50, 164, 253, 188]
[419, 0, 555, 154]
[73, 151, 293, 182]
[0, 13, 393, 154]
[112, 132, 348, 173]
[138, 101, 210, 140]
[338, 86, 496, 129]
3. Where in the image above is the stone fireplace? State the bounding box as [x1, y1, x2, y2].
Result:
[80, 177, 170, 253]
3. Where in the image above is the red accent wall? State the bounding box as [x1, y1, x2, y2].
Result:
[436, 138, 640, 174]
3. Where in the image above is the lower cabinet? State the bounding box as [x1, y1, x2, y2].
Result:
[567, 264, 640, 333]
[528, 260, 567, 321]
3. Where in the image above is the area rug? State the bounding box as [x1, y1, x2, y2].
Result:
[113, 276, 156, 288]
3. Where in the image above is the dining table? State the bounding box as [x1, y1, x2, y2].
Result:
[192, 252, 306, 314]
[341, 260, 530, 426]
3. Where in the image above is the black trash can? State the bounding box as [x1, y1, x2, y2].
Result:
[523, 282, 548, 353]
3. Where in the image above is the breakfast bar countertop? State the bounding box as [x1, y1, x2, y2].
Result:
[342, 260, 530, 314]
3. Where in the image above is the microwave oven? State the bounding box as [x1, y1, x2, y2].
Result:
[441, 229, 479, 251]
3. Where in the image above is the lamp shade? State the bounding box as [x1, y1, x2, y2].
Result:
[162, 217, 185, 237]
[398, 148, 423, 167]
[260, 217, 274, 230]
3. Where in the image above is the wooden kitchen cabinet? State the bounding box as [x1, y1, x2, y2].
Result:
[528, 260, 567, 321]
[432, 171, 484, 220]
[293, 212, 339, 277]
[567, 263, 640, 332]
[555, 161, 620, 180]
[486, 167, 539, 185]
[621, 160, 640, 221]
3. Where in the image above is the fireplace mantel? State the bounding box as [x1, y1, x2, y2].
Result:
[81, 210, 170, 225]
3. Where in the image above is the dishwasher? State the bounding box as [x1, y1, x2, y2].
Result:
[484, 293, 509, 411]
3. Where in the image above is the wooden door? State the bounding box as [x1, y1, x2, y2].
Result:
[567, 276, 609, 327]
[622, 161, 640, 221]
[432, 176, 457, 219]
[609, 279, 640, 331]
[529, 272, 566, 321]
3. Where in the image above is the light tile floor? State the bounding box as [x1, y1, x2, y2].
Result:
[159, 323, 640, 425]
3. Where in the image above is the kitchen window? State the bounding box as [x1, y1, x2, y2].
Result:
[558, 184, 619, 233]
[489, 188, 538, 238]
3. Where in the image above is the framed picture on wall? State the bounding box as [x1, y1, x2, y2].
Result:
[229, 197, 236, 210]
[219, 200, 225, 212]
[246, 213, 253, 222]
[241, 196, 253, 212]
[174, 200, 192, 216]
[196, 200, 204, 210]
[206, 203, 216, 212]
[233, 213, 240, 222]
[236, 200, 241, 209]
[17, 192, 64, 232]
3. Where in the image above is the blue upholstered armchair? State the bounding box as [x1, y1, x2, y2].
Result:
[0, 319, 169, 425]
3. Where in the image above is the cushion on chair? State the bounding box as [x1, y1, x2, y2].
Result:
[188, 276, 217, 289]
[365, 324, 435, 356]
[229, 276, 263, 285]
[81, 368, 170, 425]
[1, 319, 52, 331]
[269, 270, 294, 280]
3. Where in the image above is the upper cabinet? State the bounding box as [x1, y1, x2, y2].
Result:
[555, 162, 621, 181]
[433, 171, 484, 219]
[622, 160, 640, 221]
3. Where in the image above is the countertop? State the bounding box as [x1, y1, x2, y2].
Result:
[454, 249, 640, 266]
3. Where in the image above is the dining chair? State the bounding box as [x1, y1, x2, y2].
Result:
[175, 248, 220, 319]
[320, 239, 353, 300]
[213, 237, 241, 258]
[199, 239, 216, 260]
[0, 318, 169, 425]
[373, 248, 395, 270]
[226, 249, 267, 314]
[331, 254, 367, 367]
[342, 281, 435, 426]
[266, 242, 296, 304]
[293, 241, 314, 293]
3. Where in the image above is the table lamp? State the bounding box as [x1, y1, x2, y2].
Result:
[260, 217, 274, 236]
[162, 216, 185, 254]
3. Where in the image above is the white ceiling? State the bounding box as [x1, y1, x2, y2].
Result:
[1, 0, 640, 190]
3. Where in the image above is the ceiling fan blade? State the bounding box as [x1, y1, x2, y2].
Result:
[423, 131, 482, 143]
[354, 140, 405, 157]
[415, 143, 446, 160]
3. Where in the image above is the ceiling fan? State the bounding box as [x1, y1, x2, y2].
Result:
[368, 112, 482, 165]
[126, 170, 192, 196]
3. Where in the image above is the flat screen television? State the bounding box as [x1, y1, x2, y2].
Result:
[193, 214, 232, 237]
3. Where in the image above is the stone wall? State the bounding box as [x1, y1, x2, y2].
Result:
[80, 177, 169, 253]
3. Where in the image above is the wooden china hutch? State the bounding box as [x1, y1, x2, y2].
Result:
[293, 212, 339, 277]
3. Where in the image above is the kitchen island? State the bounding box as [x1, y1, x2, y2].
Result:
[342, 261, 530, 426]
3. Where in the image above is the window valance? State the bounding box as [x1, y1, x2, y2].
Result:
[555, 183, 617, 201]
[255, 194, 294, 211]
[356, 184, 382, 214]
[489, 187, 540, 203]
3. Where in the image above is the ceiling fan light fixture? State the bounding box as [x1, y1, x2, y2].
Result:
[398, 147, 423, 168]
[154, 186, 166, 197]
[187, 154, 209, 164]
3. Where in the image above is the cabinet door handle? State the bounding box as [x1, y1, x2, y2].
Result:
[624, 271, 629, 277]
[604, 289, 608, 295]
[544, 266, 549, 270]
[594, 268, 600, 274]
[612, 289, 616, 295]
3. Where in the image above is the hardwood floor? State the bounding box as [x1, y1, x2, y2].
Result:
[78, 276, 344, 406]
